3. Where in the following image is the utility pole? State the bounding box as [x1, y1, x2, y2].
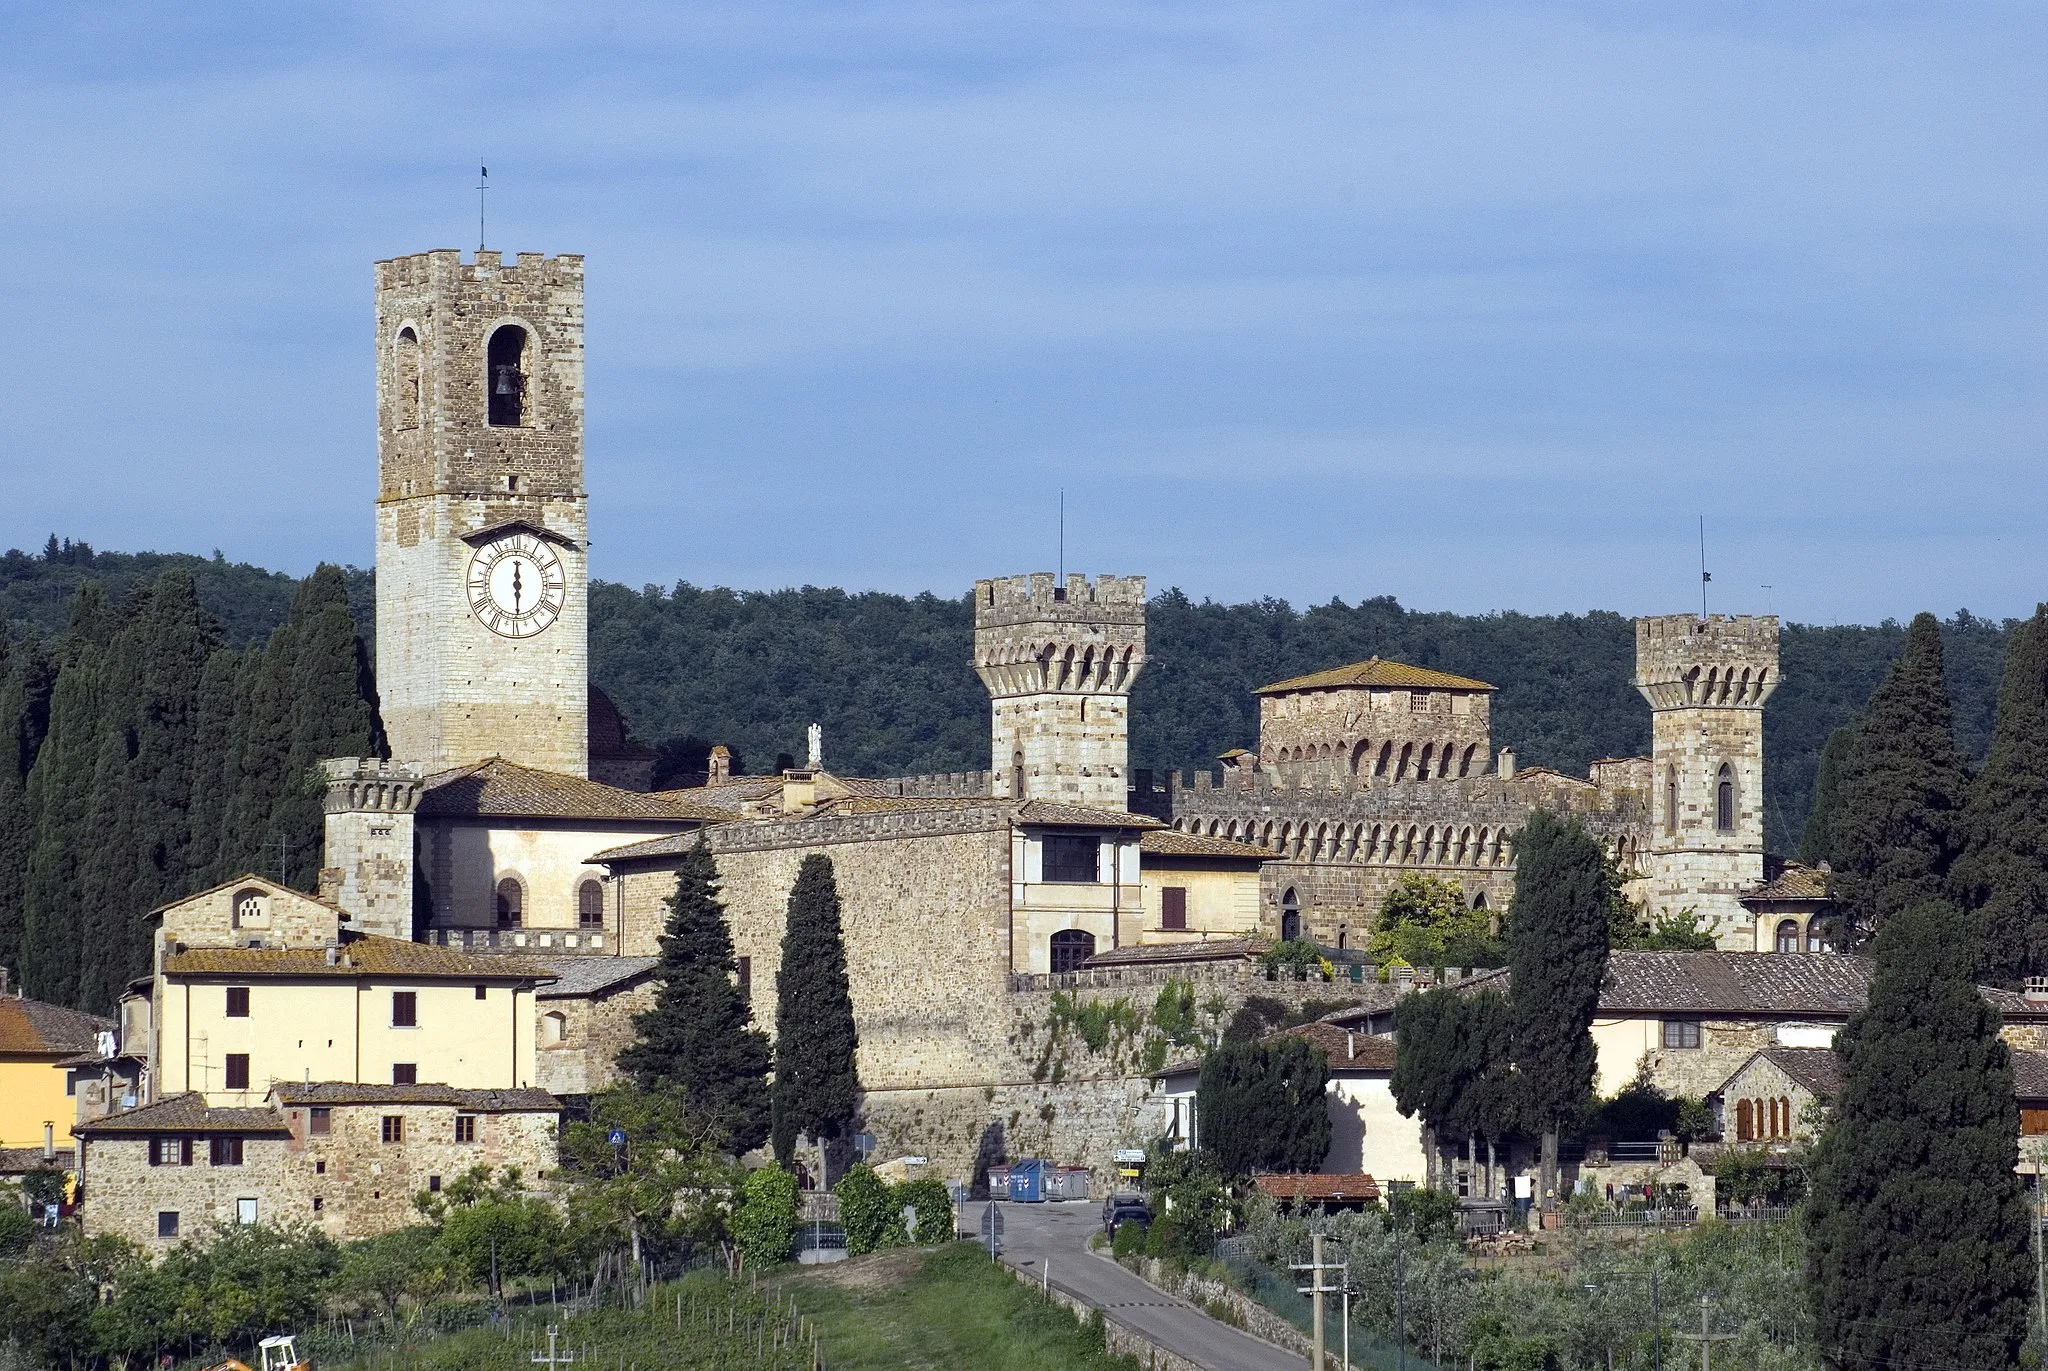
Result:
[2033, 1144, 2047, 1341]
[1672, 1295, 1735, 1371]
[1291, 1231, 1344, 1371]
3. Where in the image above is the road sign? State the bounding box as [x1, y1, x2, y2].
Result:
[979, 1201, 1005, 1255]
[1112, 1148, 1146, 1164]
[607, 1128, 626, 1146]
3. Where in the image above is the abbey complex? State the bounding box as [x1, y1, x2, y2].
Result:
[9, 246, 1900, 1248]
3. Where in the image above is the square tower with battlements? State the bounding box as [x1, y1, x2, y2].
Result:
[1634, 613, 1779, 948]
[373, 250, 588, 777]
[974, 573, 1146, 811]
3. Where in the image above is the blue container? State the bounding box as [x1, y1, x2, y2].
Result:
[1008, 1158, 1046, 1202]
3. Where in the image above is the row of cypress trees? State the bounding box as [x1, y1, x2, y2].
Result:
[0, 567, 382, 1012]
[1804, 604, 2048, 979]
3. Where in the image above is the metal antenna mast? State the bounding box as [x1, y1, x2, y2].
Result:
[1058, 489, 1065, 589]
[1698, 515, 1712, 620]
[478, 165, 489, 251]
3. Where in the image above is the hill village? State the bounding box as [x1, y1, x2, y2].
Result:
[4, 247, 2044, 1293]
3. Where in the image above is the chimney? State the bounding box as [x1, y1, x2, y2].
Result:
[0, 966, 9, 996]
[1346, 1030, 1355, 1061]
[708, 745, 732, 783]
[2026, 977, 2048, 1006]
[42, 1122, 55, 1162]
[325, 941, 340, 967]
[1497, 746, 1517, 780]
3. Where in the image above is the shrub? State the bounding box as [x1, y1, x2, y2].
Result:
[733, 1163, 798, 1268]
[835, 1163, 902, 1255]
[892, 1177, 954, 1245]
[1388, 1185, 1458, 1242]
[1111, 1217, 1147, 1260]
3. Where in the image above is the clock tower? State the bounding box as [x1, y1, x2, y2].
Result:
[373, 249, 589, 777]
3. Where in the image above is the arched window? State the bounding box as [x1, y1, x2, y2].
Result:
[495, 878, 524, 929]
[1012, 748, 1026, 800]
[1472, 891, 1488, 911]
[578, 879, 605, 929]
[1776, 919, 1800, 954]
[541, 1012, 568, 1046]
[1735, 1098, 1753, 1142]
[1716, 764, 1736, 833]
[1280, 890, 1301, 942]
[393, 327, 422, 431]
[232, 888, 267, 930]
[1779, 1096, 1793, 1137]
[1049, 929, 1096, 974]
[487, 325, 528, 427]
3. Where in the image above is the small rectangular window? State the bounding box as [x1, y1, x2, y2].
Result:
[429, 1174, 442, 1193]
[157, 1211, 179, 1239]
[210, 1136, 244, 1166]
[236, 1197, 258, 1225]
[392, 991, 417, 1028]
[454, 1114, 477, 1144]
[1042, 835, 1101, 884]
[393, 1063, 417, 1086]
[475, 984, 488, 1000]
[224, 1054, 250, 1090]
[1161, 887, 1188, 931]
[312, 1196, 324, 1212]
[315, 1160, 326, 1175]
[381, 1115, 404, 1144]
[155, 1136, 192, 1167]
[309, 1107, 330, 1136]
[65, 1069, 79, 1098]
[225, 986, 250, 1018]
[1662, 1019, 1702, 1050]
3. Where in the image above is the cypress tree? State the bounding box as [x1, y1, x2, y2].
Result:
[1195, 1035, 1332, 1178]
[74, 582, 153, 1009]
[1504, 809, 1610, 1212]
[0, 635, 55, 981]
[220, 611, 297, 884]
[182, 646, 244, 887]
[277, 565, 384, 889]
[1392, 986, 1515, 1188]
[1805, 901, 2031, 1370]
[1830, 612, 1971, 944]
[1952, 605, 2048, 983]
[770, 854, 860, 1173]
[1797, 722, 1858, 866]
[616, 837, 772, 1153]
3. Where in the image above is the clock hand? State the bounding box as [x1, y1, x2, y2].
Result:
[512, 561, 524, 614]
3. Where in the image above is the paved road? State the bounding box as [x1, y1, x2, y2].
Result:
[991, 1200, 1307, 1371]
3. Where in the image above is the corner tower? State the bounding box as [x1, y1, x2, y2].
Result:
[975, 573, 1146, 811]
[374, 250, 588, 776]
[1634, 614, 1780, 948]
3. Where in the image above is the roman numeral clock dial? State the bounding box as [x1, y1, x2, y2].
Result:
[466, 533, 566, 639]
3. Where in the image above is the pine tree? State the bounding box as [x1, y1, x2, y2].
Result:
[0, 635, 55, 981]
[1952, 605, 2048, 983]
[616, 837, 771, 1153]
[1805, 901, 2031, 1370]
[1504, 809, 1610, 1212]
[1798, 722, 1858, 866]
[1830, 612, 1971, 943]
[770, 854, 860, 1172]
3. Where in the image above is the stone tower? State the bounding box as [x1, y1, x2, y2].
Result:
[1634, 614, 1780, 949]
[373, 250, 588, 777]
[319, 759, 423, 940]
[974, 573, 1146, 811]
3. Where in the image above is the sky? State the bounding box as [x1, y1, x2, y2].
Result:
[0, 2, 2042, 625]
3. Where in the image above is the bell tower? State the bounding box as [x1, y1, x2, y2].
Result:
[373, 250, 589, 776]
[1634, 613, 1780, 948]
[974, 573, 1147, 811]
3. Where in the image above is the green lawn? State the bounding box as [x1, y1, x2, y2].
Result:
[771, 1243, 1137, 1371]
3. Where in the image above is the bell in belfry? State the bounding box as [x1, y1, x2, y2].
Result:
[495, 364, 521, 396]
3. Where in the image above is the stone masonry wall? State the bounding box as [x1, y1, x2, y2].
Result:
[537, 980, 656, 1098]
[1258, 684, 1491, 790]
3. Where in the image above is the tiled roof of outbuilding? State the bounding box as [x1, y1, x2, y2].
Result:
[534, 956, 658, 999]
[0, 1147, 65, 1174]
[1750, 1047, 1843, 1097]
[1255, 658, 1494, 696]
[76, 1094, 289, 1135]
[271, 1083, 560, 1112]
[165, 934, 555, 984]
[1087, 938, 1270, 972]
[1743, 862, 1831, 903]
[1253, 1173, 1381, 1203]
[0, 996, 112, 1056]
[1139, 830, 1275, 860]
[421, 758, 725, 822]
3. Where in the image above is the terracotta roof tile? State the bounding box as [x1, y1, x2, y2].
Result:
[1012, 800, 1164, 829]
[0, 997, 113, 1056]
[0, 1147, 65, 1174]
[534, 956, 658, 999]
[1255, 657, 1494, 696]
[1140, 830, 1276, 860]
[271, 1083, 560, 1111]
[1272, 1022, 1398, 1070]
[76, 1094, 289, 1135]
[1750, 1046, 1843, 1097]
[1086, 938, 1270, 970]
[1743, 863, 1831, 903]
[165, 934, 556, 983]
[420, 758, 726, 822]
[1253, 1173, 1381, 1203]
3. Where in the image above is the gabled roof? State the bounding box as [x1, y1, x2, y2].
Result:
[1600, 952, 1874, 1016]
[1743, 862, 1831, 904]
[76, 1093, 290, 1136]
[1730, 1046, 2048, 1104]
[420, 758, 727, 823]
[271, 1083, 560, 1112]
[1139, 829, 1275, 861]
[0, 996, 113, 1056]
[458, 518, 579, 549]
[1255, 657, 1494, 696]
[164, 933, 556, 983]
[1253, 1173, 1381, 1203]
[151, 873, 349, 921]
[1272, 1022, 1398, 1071]
[535, 956, 658, 999]
[0, 1147, 66, 1175]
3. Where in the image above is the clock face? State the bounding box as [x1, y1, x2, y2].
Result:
[466, 533, 567, 639]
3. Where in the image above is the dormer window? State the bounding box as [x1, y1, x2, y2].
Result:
[487, 325, 528, 427]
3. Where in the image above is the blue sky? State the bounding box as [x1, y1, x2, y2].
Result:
[2, 2, 2042, 624]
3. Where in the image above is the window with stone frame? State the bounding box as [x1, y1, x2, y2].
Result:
[455, 1114, 477, 1144]
[309, 1108, 330, 1136]
[1042, 835, 1101, 884]
[210, 1135, 243, 1166]
[578, 879, 605, 928]
[150, 1137, 193, 1167]
[487, 325, 528, 427]
[1049, 929, 1096, 974]
[158, 1211, 179, 1238]
[1661, 1019, 1702, 1049]
[1716, 763, 1736, 832]
[496, 878, 524, 929]
[381, 1115, 404, 1144]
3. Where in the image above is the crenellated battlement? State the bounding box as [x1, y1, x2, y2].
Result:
[1634, 613, 1780, 710]
[974, 573, 1147, 629]
[374, 249, 585, 292]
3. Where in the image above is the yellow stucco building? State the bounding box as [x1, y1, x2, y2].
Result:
[0, 985, 111, 1150]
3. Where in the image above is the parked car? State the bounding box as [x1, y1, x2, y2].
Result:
[1101, 1192, 1151, 1237]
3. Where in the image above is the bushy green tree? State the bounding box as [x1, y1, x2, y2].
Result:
[731, 1163, 798, 1269]
[771, 854, 860, 1171]
[1829, 612, 1970, 944]
[1504, 810, 1610, 1211]
[617, 838, 771, 1152]
[416, 1166, 562, 1297]
[556, 1085, 731, 1269]
[833, 1162, 902, 1255]
[332, 1226, 451, 1324]
[893, 1176, 954, 1244]
[1805, 901, 2030, 1370]
[1370, 873, 1505, 968]
[1952, 603, 2048, 981]
[1195, 1035, 1331, 1178]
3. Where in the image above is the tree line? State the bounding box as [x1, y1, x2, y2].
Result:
[0, 567, 382, 1010]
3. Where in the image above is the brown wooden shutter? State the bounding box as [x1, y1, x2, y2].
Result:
[1161, 887, 1187, 931]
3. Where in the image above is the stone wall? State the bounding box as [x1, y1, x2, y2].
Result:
[537, 980, 656, 1098]
[82, 1133, 299, 1249]
[321, 760, 422, 941]
[1258, 682, 1491, 790]
[159, 879, 342, 952]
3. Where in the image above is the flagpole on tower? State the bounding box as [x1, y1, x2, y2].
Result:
[1699, 515, 1711, 620]
[478, 165, 488, 252]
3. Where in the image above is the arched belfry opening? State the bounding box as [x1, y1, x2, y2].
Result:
[1716, 763, 1736, 833]
[487, 324, 528, 427]
[393, 327, 421, 431]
